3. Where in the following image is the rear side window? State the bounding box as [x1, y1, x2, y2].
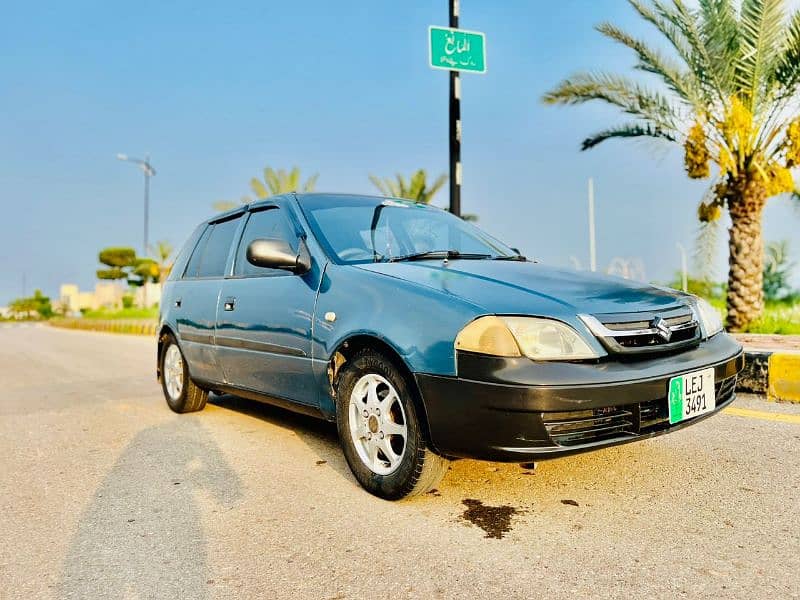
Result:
[168, 224, 206, 281]
[234, 208, 296, 277]
[183, 225, 213, 279]
[196, 217, 241, 278]
[183, 217, 241, 279]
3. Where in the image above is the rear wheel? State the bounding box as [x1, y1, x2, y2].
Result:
[160, 333, 208, 413]
[336, 349, 449, 500]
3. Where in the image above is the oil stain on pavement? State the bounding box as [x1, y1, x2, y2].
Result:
[460, 499, 522, 539]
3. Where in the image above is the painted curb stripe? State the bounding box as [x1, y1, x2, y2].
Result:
[723, 407, 800, 424]
[768, 353, 800, 403]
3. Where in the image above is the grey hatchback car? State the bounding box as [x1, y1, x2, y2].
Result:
[157, 194, 743, 499]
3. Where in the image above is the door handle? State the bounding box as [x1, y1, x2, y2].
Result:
[174, 298, 182, 308]
[223, 297, 236, 311]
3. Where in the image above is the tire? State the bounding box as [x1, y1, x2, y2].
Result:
[160, 333, 208, 414]
[336, 349, 449, 500]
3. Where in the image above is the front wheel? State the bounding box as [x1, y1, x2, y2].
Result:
[336, 349, 449, 500]
[160, 333, 208, 413]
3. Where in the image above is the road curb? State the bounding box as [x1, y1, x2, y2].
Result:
[739, 349, 800, 403]
[49, 319, 157, 336]
[45, 321, 799, 402]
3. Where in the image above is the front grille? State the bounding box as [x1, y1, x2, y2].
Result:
[542, 375, 737, 447]
[542, 406, 636, 446]
[581, 305, 701, 355]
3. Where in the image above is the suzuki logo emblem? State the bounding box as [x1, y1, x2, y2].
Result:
[652, 316, 672, 341]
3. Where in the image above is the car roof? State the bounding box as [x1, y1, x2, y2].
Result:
[206, 193, 436, 224]
[292, 193, 440, 211]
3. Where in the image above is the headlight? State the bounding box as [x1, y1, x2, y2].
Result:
[455, 316, 603, 360]
[694, 297, 724, 338]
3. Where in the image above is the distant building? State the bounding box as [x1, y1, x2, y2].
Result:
[134, 281, 162, 309]
[0, 306, 10, 318]
[58, 281, 162, 314]
[59, 282, 125, 313]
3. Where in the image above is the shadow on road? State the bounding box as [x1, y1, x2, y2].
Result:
[60, 417, 242, 599]
[208, 393, 355, 481]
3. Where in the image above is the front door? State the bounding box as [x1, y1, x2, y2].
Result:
[215, 206, 320, 406]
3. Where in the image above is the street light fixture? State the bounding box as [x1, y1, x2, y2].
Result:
[116, 153, 156, 256]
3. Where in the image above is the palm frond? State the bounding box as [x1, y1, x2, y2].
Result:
[427, 173, 448, 199]
[736, 0, 786, 111]
[368, 175, 390, 196]
[303, 173, 319, 192]
[287, 166, 300, 191]
[581, 122, 677, 150]
[697, 0, 741, 93]
[595, 21, 699, 105]
[666, 0, 735, 102]
[772, 10, 800, 98]
[693, 218, 721, 281]
[213, 200, 239, 212]
[250, 177, 268, 199]
[628, 0, 695, 68]
[264, 168, 281, 195]
[543, 71, 679, 131]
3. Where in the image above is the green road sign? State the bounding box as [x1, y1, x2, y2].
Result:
[428, 26, 486, 74]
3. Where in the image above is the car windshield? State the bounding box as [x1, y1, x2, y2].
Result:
[299, 196, 518, 264]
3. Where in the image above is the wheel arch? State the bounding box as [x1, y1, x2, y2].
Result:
[156, 324, 177, 382]
[327, 333, 435, 448]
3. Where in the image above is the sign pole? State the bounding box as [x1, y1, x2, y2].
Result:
[448, 0, 461, 217]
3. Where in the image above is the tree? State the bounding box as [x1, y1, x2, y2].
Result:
[96, 247, 158, 287]
[368, 169, 478, 221]
[213, 166, 319, 211]
[369, 169, 448, 203]
[763, 239, 795, 300]
[543, 0, 800, 330]
[152, 240, 174, 283]
[9, 289, 52, 319]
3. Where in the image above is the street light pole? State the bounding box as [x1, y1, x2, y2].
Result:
[588, 178, 597, 272]
[448, 0, 461, 217]
[116, 153, 156, 257]
[143, 154, 151, 257]
[677, 243, 688, 292]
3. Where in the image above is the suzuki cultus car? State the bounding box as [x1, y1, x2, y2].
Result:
[157, 194, 743, 499]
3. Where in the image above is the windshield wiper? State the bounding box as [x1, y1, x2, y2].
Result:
[492, 254, 527, 261]
[388, 250, 492, 262]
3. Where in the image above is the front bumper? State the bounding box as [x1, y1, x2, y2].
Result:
[415, 333, 744, 462]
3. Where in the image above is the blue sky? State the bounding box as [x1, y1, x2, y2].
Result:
[1, 0, 798, 304]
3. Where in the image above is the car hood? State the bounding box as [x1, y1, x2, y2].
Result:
[356, 260, 688, 317]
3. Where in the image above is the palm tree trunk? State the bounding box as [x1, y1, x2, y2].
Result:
[726, 180, 766, 331]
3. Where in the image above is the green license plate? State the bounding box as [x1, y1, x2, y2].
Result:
[668, 368, 715, 424]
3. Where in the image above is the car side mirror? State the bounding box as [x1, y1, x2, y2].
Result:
[246, 238, 311, 274]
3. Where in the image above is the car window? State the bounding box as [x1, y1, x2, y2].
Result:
[170, 224, 206, 281]
[183, 225, 213, 279]
[234, 207, 297, 277]
[195, 217, 241, 278]
[301, 199, 514, 264]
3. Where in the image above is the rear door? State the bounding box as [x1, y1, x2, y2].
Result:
[174, 214, 243, 385]
[215, 204, 320, 406]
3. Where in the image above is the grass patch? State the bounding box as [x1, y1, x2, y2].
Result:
[703, 297, 800, 334]
[81, 307, 158, 320]
[741, 303, 800, 334]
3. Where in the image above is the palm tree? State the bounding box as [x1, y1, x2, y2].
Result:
[369, 169, 448, 203]
[152, 240, 173, 283]
[213, 166, 319, 211]
[543, 0, 800, 330]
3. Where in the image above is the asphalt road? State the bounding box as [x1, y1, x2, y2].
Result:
[1, 325, 799, 599]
